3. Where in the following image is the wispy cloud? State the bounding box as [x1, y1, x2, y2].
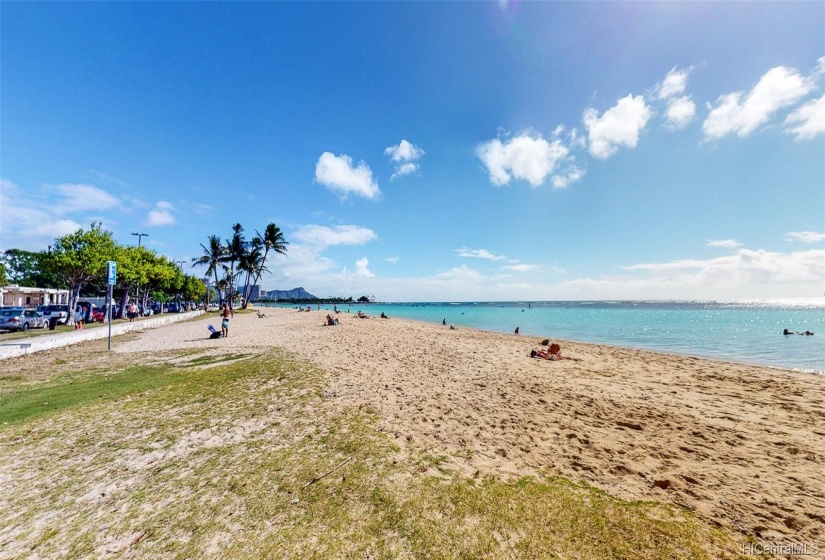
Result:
[385, 256, 399, 264]
[48, 183, 121, 214]
[315, 152, 380, 199]
[0, 179, 82, 249]
[501, 263, 538, 272]
[294, 224, 377, 247]
[385, 140, 425, 179]
[783, 94, 825, 140]
[87, 170, 129, 187]
[623, 249, 824, 287]
[656, 67, 697, 131]
[703, 65, 814, 139]
[456, 247, 507, 261]
[706, 239, 744, 249]
[584, 94, 651, 159]
[784, 231, 825, 243]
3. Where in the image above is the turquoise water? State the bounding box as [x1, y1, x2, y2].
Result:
[267, 300, 825, 373]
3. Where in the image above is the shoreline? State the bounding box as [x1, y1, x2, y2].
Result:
[104, 307, 825, 545]
[264, 303, 825, 375]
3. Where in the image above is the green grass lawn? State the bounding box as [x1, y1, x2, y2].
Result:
[0, 349, 746, 559]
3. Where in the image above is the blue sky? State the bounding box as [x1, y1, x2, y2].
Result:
[2, 2, 823, 301]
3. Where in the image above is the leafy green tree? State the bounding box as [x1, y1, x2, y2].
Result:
[45, 223, 117, 325]
[0, 261, 7, 286]
[143, 253, 179, 309]
[112, 245, 153, 318]
[1, 249, 60, 288]
[192, 234, 227, 306]
[181, 275, 207, 303]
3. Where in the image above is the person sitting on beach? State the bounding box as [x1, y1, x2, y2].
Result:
[514, 326, 519, 334]
[357, 310, 368, 319]
[380, 312, 388, 319]
[325, 314, 335, 326]
[442, 318, 446, 325]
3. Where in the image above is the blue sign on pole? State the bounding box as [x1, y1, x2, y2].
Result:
[107, 261, 117, 285]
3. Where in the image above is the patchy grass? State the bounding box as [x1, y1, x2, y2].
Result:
[0, 350, 746, 559]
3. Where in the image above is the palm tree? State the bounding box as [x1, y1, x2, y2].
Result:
[223, 223, 247, 310]
[249, 223, 288, 302]
[191, 235, 227, 306]
[239, 241, 267, 308]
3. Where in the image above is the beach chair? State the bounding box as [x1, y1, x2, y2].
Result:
[208, 324, 221, 339]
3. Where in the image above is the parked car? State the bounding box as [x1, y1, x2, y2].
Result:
[92, 307, 106, 322]
[41, 304, 70, 325]
[0, 308, 48, 331]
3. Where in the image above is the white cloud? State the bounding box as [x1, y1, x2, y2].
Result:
[456, 247, 507, 261]
[501, 263, 538, 272]
[49, 183, 121, 214]
[385, 140, 424, 161]
[355, 257, 375, 277]
[0, 179, 84, 250]
[784, 231, 825, 243]
[664, 96, 696, 130]
[146, 202, 176, 227]
[294, 224, 377, 247]
[783, 94, 825, 140]
[385, 256, 399, 264]
[385, 140, 425, 180]
[657, 67, 690, 99]
[584, 95, 652, 159]
[476, 132, 569, 187]
[315, 152, 380, 199]
[706, 239, 744, 249]
[703, 65, 814, 139]
[551, 166, 585, 189]
[621, 248, 824, 292]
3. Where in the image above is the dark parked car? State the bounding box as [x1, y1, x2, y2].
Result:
[0, 308, 48, 331]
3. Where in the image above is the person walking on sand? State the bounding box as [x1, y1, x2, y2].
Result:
[220, 303, 233, 337]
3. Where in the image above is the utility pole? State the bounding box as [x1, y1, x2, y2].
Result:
[131, 232, 148, 246]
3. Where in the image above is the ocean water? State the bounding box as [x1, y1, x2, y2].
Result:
[269, 300, 825, 374]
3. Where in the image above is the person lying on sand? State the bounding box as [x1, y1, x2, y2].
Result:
[531, 343, 565, 361]
[357, 311, 369, 319]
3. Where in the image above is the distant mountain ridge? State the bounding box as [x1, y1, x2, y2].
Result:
[268, 287, 318, 300]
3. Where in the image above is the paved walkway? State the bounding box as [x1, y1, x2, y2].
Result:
[0, 311, 205, 360]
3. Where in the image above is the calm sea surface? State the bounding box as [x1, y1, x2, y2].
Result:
[267, 300, 825, 374]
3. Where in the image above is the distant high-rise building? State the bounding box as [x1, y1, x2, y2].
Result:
[244, 284, 260, 301]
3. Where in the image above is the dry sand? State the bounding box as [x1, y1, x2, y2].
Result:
[108, 307, 825, 546]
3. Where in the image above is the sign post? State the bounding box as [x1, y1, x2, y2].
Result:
[106, 261, 117, 351]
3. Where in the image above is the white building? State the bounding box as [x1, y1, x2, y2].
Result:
[1, 285, 69, 308]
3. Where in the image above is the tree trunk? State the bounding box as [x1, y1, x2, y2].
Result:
[66, 285, 81, 327]
[117, 286, 130, 319]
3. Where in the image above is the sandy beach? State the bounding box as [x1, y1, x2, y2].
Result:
[106, 307, 824, 546]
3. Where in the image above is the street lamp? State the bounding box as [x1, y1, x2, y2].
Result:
[131, 233, 148, 314]
[131, 232, 148, 246]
